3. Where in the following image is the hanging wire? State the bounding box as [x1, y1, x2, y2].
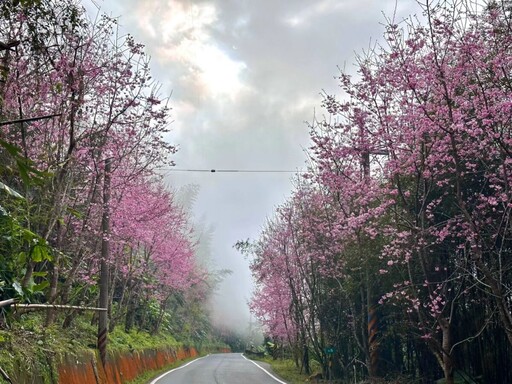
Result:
[160, 168, 307, 173]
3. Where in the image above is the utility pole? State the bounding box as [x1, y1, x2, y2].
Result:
[98, 158, 111, 366]
[359, 127, 387, 377]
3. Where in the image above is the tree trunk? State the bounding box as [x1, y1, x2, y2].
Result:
[439, 317, 454, 384]
[301, 344, 311, 375]
[98, 158, 111, 366]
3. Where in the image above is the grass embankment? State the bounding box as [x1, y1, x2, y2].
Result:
[248, 355, 322, 384]
[247, 355, 425, 384]
[263, 358, 308, 383]
[0, 312, 98, 381]
[0, 312, 226, 383]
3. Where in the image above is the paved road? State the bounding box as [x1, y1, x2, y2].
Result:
[150, 353, 288, 384]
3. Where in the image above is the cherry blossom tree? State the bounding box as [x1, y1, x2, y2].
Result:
[249, 1, 512, 382]
[0, 0, 210, 344]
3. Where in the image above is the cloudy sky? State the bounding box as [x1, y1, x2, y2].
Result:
[89, 0, 420, 332]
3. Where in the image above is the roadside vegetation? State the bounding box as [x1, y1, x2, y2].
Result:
[0, 310, 228, 383]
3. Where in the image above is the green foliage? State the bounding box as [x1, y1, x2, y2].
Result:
[0, 138, 49, 188]
[109, 326, 179, 352]
[0, 180, 23, 199]
[0, 201, 52, 303]
[0, 138, 53, 309]
[0, 312, 96, 382]
[0, 310, 229, 383]
[234, 238, 255, 258]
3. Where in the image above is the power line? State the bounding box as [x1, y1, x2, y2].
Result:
[160, 168, 306, 173]
[0, 113, 62, 126]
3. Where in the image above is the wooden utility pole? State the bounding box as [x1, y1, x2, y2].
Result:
[360, 138, 387, 377]
[98, 158, 111, 366]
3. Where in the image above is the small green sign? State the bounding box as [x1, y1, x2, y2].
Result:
[325, 347, 335, 354]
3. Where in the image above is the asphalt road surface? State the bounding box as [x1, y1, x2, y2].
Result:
[150, 353, 288, 384]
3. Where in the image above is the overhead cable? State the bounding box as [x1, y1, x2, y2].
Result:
[161, 168, 306, 173]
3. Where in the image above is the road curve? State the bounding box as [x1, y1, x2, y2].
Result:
[150, 353, 288, 384]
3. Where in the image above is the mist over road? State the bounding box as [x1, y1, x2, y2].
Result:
[150, 353, 287, 384]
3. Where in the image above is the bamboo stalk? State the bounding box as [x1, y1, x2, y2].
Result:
[14, 304, 107, 312]
[0, 299, 17, 308]
[0, 365, 13, 384]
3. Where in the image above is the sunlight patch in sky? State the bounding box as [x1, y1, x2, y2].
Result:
[135, 0, 247, 100]
[194, 45, 247, 99]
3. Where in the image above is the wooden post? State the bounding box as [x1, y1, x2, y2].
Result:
[361, 146, 386, 378]
[98, 158, 111, 366]
[368, 306, 379, 376]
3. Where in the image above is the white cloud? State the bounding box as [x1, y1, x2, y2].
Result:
[132, 0, 247, 100]
[283, 0, 349, 27]
[133, 0, 217, 41]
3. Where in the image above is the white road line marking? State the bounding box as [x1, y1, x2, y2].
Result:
[241, 353, 288, 384]
[150, 354, 209, 384]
